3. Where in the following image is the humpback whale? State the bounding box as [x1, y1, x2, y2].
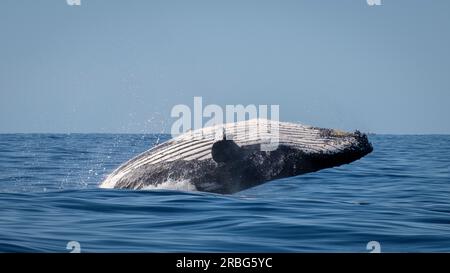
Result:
[100, 119, 373, 194]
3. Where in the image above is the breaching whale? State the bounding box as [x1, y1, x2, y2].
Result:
[100, 119, 373, 194]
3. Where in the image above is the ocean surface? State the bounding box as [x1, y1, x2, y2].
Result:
[0, 134, 449, 252]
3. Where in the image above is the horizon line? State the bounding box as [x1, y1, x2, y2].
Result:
[1, 132, 450, 136]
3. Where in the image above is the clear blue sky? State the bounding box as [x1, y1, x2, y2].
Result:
[1, 0, 449, 134]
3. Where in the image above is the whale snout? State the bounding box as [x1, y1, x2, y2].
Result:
[352, 131, 373, 157]
[306, 129, 373, 170]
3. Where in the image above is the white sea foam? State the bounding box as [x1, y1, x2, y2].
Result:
[142, 179, 197, 192]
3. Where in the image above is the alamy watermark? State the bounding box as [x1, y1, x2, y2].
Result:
[366, 241, 381, 253]
[367, 0, 382, 6]
[171, 97, 280, 151]
[64, 240, 379, 253]
[66, 241, 81, 253]
[66, 1, 381, 8]
[66, 0, 81, 5]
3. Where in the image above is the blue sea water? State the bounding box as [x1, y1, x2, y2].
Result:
[0, 134, 449, 252]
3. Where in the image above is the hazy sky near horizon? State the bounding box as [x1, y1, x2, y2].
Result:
[1, 0, 449, 134]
